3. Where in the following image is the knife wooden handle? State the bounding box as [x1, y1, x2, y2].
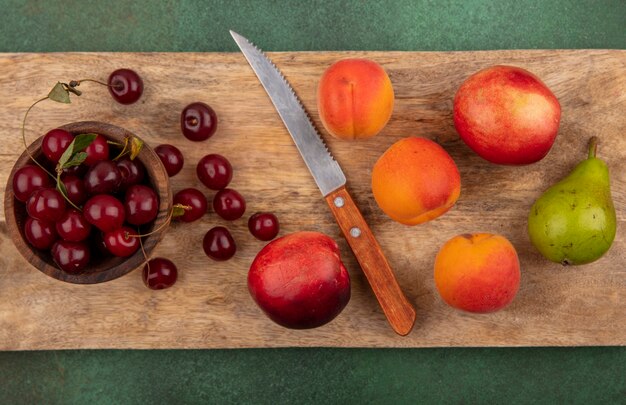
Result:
[325, 186, 416, 336]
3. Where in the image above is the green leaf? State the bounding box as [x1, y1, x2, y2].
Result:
[57, 142, 75, 169]
[63, 152, 88, 168]
[71, 133, 98, 153]
[48, 82, 71, 104]
[129, 136, 143, 160]
[58, 133, 97, 169]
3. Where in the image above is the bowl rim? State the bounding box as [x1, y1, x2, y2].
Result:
[3, 121, 172, 284]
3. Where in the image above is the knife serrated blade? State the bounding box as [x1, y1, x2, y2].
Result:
[231, 31, 416, 336]
[230, 30, 345, 196]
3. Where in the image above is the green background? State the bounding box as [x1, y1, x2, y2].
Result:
[1, 0, 625, 403]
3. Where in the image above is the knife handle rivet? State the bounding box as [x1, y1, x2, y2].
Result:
[350, 227, 362, 238]
[334, 197, 345, 208]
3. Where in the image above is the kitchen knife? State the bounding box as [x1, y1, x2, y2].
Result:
[230, 31, 416, 336]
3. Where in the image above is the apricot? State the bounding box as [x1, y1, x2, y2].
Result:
[371, 137, 461, 225]
[317, 58, 394, 140]
[434, 233, 520, 313]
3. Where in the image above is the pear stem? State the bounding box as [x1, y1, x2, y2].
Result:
[588, 136, 598, 159]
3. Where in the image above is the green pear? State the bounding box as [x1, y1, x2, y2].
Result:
[528, 137, 616, 265]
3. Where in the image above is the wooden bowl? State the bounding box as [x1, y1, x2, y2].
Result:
[4, 121, 172, 284]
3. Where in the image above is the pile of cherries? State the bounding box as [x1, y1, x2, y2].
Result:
[14, 129, 158, 277]
[15, 68, 280, 291]
[154, 101, 280, 264]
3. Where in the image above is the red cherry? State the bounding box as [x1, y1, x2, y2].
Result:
[116, 157, 145, 189]
[83, 194, 125, 232]
[59, 174, 88, 206]
[203, 226, 236, 261]
[55, 209, 92, 242]
[248, 212, 280, 241]
[108, 69, 143, 105]
[92, 231, 110, 258]
[155, 144, 184, 177]
[12, 165, 52, 202]
[24, 217, 58, 249]
[84, 160, 122, 195]
[124, 185, 159, 226]
[51, 240, 90, 273]
[181, 102, 218, 142]
[42, 129, 74, 163]
[143, 258, 178, 290]
[213, 188, 246, 220]
[62, 164, 88, 177]
[196, 154, 232, 190]
[103, 226, 140, 257]
[26, 188, 66, 222]
[173, 188, 207, 222]
[84, 135, 110, 166]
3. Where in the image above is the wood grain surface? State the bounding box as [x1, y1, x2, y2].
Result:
[0, 50, 624, 349]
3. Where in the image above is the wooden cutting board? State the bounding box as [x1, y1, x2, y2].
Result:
[0, 50, 624, 349]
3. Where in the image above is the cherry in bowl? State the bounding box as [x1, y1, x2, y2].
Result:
[56, 209, 92, 242]
[84, 194, 125, 232]
[42, 128, 73, 163]
[116, 157, 145, 189]
[62, 164, 88, 178]
[155, 144, 184, 177]
[124, 184, 159, 226]
[51, 240, 91, 274]
[83, 134, 110, 166]
[26, 188, 67, 222]
[60, 174, 88, 206]
[84, 160, 122, 195]
[104, 226, 140, 257]
[12, 164, 52, 202]
[24, 217, 58, 250]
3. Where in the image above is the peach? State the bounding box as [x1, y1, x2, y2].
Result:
[453, 65, 561, 165]
[434, 233, 520, 313]
[317, 58, 394, 140]
[248, 231, 350, 329]
[371, 137, 461, 225]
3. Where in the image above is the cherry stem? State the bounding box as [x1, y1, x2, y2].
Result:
[126, 217, 169, 239]
[137, 232, 152, 277]
[111, 136, 130, 160]
[588, 136, 598, 159]
[114, 149, 130, 160]
[63, 83, 81, 96]
[125, 204, 192, 239]
[70, 78, 123, 91]
[57, 176, 82, 211]
[21, 96, 57, 180]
